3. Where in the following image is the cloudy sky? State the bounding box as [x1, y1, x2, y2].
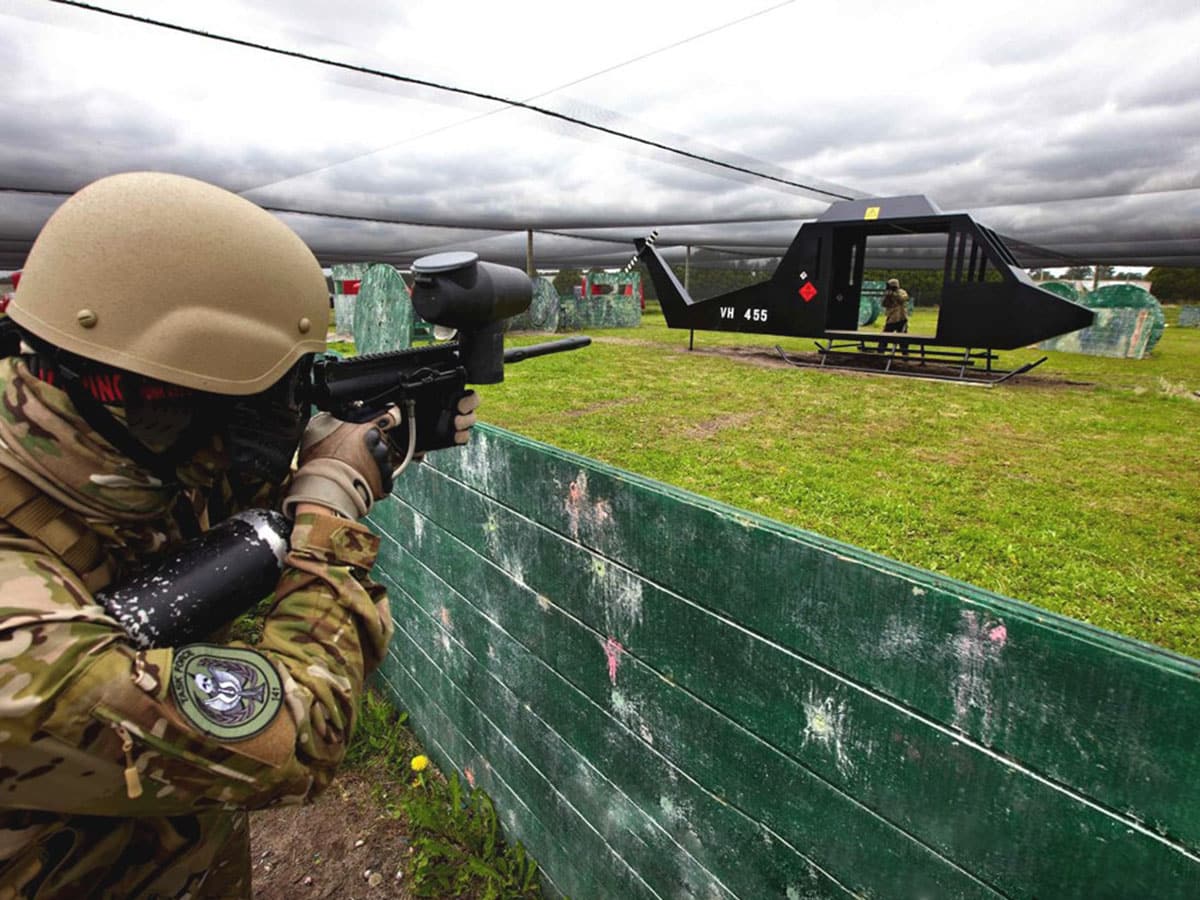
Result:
[2, 0, 1198, 270]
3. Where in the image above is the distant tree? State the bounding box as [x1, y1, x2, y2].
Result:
[1148, 267, 1200, 301]
[1095, 265, 1115, 280]
[552, 268, 583, 296]
[1062, 266, 1093, 280]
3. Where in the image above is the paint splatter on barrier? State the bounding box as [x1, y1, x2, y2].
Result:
[368, 424, 1200, 898]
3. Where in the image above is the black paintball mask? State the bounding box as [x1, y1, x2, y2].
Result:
[20, 329, 312, 499]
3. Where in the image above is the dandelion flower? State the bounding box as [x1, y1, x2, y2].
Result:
[410, 754, 429, 773]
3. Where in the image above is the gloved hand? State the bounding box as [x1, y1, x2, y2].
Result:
[396, 390, 482, 460]
[448, 390, 481, 445]
[281, 406, 402, 520]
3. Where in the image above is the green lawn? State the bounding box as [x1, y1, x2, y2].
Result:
[481, 304, 1200, 658]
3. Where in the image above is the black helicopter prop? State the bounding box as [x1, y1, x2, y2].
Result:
[629, 195, 1094, 383]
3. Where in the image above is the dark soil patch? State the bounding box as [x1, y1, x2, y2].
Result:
[250, 770, 413, 900]
[692, 344, 1097, 389]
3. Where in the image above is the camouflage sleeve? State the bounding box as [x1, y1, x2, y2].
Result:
[0, 511, 393, 817]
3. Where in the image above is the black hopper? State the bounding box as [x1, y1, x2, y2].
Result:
[632, 196, 1094, 383]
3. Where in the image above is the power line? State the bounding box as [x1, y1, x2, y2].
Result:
[242, 0, 802, 194]
[49, 0, 854, 202]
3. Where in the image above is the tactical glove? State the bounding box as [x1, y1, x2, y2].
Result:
[282, 407, 402, 520]
[449, 390, 481, 445]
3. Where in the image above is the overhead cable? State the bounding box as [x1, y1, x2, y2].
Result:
[48, 0, 855, 202]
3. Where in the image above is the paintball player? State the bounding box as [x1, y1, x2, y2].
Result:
[878, 276, 910, 354]
[0, 172, 475, 896]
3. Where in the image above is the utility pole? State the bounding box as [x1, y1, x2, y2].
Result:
[686, 246, 694, 352]
[526, 229, 535, 278]
[1092, 264, 1100, 293]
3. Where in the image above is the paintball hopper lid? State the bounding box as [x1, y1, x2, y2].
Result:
[410, 251, 531, 330]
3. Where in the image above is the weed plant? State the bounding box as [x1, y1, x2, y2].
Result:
[346, 690, 544, 899]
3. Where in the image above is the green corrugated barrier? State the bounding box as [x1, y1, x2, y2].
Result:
[353, 264, 414, 355]
[368, 426, 1200, 899]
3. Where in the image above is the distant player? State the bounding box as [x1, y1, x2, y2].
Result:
[879, 277, 910, 354]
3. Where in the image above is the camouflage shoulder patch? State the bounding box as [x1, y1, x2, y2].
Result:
[169, 644, 283, 742]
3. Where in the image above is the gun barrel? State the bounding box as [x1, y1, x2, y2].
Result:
[503, 336, 591, 364]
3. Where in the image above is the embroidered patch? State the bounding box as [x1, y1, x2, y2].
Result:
[170, 644, 283, 742]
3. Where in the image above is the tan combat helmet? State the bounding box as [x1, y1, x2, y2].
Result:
[9, 172, 328, 395]
[887, 278, 900, 289]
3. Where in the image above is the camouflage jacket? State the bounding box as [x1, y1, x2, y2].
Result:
[0, 358, 393, 898]
[882, 288, 910, 324]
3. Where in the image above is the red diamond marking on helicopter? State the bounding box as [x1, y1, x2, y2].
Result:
[799, 282, 818, 302]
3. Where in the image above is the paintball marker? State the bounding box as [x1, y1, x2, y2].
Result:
[310, 250, 588, 460]
[100, 251, 589, 647]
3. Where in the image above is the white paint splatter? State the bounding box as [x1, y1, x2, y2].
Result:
[950, 610, 1008, 741]
[658, 795, 691, 827]
[585, 557, 643, 638]
[801, 691, 855, 777]
[457, 430, 496, 493]
[564, 469, 615, 541]
[610, 688, 654, 746]
[877, 615, 923, 658]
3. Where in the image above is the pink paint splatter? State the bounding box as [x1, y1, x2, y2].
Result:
[604, 638, 624, 685]
[440, 607, 452, 628]
[988, 624, 1008, 646]
[464, 767, 476, 788]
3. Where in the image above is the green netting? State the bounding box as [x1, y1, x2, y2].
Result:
[1038, 307, 1155, 359]
[353, 263, 413, 355]
[557, 292, 641, 331]
[1180, 306, 1200, 327]
[1085, 284, 1166, 351]
[1040, 281, 1081, 302]
[506, 277, 559, 332]
[859, 280, 884, 326]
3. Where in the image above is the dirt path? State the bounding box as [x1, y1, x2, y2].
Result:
[250, 772, 414, 899]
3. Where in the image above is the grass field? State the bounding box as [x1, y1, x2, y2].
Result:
[481, 303, 1200, 658]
